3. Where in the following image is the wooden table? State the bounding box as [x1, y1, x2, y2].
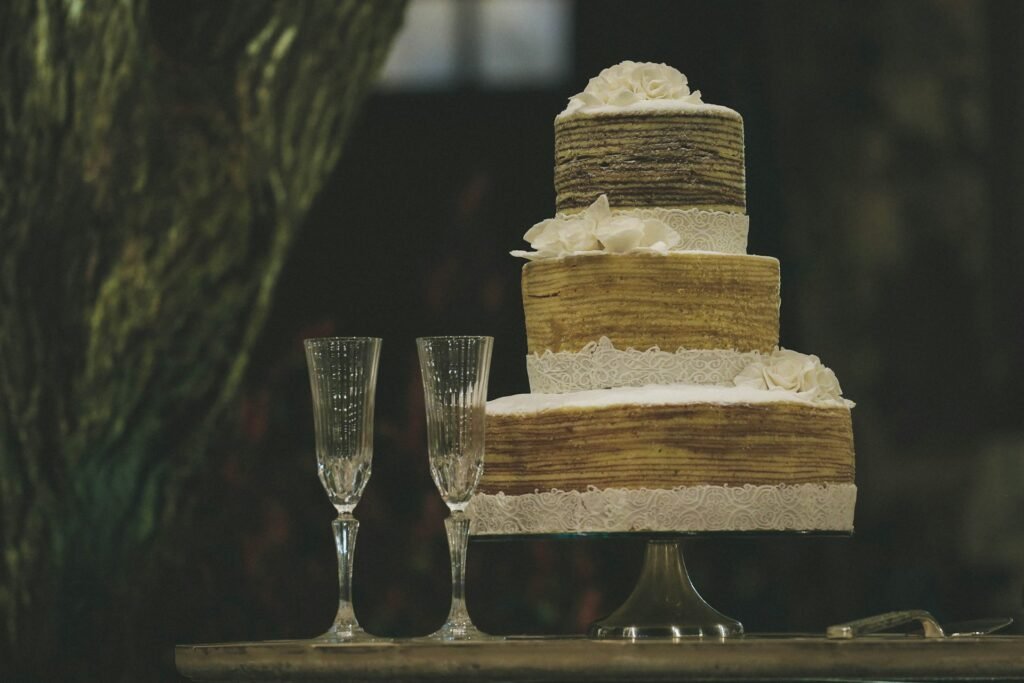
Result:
[176, 635, 1024, 681]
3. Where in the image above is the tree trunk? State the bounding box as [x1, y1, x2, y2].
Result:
[0, 0, 406, 678]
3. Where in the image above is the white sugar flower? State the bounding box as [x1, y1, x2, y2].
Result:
[563, 61, 704, 114]
[590, 61, 639, 93]
[636, 62, 687, 100]
[582, 193, 612, 223]
[734, 349, 846, 404]
[553, 216, 601, 252]
[514, 214, 599, 260]
[638, 218, 681, 251]
[763, 349, 816, 392]
[595, 215, 646, 253]
[594, 215, 681, 254]
[804, 363, 843, 401]
[513, 194, 683, 260]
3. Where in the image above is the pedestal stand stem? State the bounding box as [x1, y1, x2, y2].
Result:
[589, 540, 743, 639]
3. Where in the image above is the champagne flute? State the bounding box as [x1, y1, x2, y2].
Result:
[416, 335, 497, 641]
[304, 336, 381, 642]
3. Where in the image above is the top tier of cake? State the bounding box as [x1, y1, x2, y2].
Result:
[553, 62, 745, 215]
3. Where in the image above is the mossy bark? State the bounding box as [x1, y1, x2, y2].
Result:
[0, 0, 405, 677]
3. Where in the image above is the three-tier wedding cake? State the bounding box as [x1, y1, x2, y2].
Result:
[468, 62, 856, 535]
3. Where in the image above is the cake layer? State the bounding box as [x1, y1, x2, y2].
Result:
[478, 398, 855, 496]
[554, 109, 745, 214]
[522, 253, 780, 354]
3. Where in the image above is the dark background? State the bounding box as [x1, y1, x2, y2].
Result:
[164, 0, 1023, 673]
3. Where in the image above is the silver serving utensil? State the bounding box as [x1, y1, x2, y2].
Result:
[827, 610, 1013, 639]
[944, 617, 1014, 637]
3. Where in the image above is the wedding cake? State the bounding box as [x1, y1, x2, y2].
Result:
[468, 62, 856, 535]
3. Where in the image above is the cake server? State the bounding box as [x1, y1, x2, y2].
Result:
[826, 610, 1012, 638]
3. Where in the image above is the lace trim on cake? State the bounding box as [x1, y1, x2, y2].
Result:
[528, 337, 763, 393]
[468, 484, 856, 535]
[557, 206, 749, 254]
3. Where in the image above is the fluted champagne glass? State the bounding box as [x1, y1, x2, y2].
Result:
[416, 335, 496, 641]
[304, 336, 381, 642]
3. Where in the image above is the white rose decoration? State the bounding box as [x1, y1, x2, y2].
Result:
[522, 217, 558, 248]
[563, 61, 704, 115]
[636, 62, 688, 100]
[594, 215, 681, 254]
[637, 218, 681, 251]
[584, 192, 613, 223]
[763, 349, 817, 392]
[554, 216, 601, 252]
[513, 194, 684, 259]
[733, 349, 846, 404]
[803, 363, 843, 401]
[517, 214, 599, 260]
[594, 215, 645, 253]
[514, 195, 607, 259]
[589, 61, 639, 96]
[733, 362, 769, 391]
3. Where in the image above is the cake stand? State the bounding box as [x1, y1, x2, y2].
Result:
[587, 537, 742, 638]
[476, 530, 848, 640]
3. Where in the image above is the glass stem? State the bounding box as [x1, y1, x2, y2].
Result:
[444, 510, 472, 627]
[331, 512, 360, 633]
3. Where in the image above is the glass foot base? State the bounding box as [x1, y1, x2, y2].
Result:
[589, 614, 743, 639]
[589, 540, 743, 640]
[419, 621, 503, 642]
[315, 624, 386, 643]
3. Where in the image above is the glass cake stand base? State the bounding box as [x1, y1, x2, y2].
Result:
[589, 540, 743, 639]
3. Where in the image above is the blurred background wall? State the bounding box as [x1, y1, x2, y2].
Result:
[6, 0, 1024, 680]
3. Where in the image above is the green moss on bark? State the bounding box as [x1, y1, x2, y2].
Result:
[0, 1, 406, 677]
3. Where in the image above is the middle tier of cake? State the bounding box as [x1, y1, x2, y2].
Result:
[523, 252, 780, 354]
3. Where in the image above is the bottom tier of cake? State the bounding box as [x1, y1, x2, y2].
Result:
[470, 385, 856, 535]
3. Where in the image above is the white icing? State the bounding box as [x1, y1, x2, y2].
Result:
[527, 337, 764, 393]
[733, 349, 846, 404]
[512, 195, 679, 260]
[558, 100, 741, 119]
[488, 380, 852, 416]
[557, 61, 738, 118]
[468, 484, 857, 535]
